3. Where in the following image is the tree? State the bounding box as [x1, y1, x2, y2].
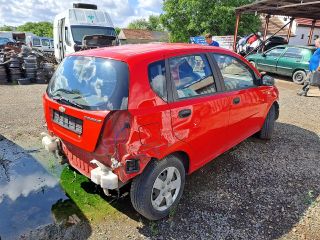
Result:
[161, 0, 261, 42]
[128, 19, 150, 30]
[17, 22, 53, 38]
[115, 27, 121, 35]
[127, 15, 164, 31]
[0, 25, 14, 31]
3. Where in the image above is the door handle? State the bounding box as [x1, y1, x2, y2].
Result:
[178, 109, 191, 118]
[233, 97, 241, 105]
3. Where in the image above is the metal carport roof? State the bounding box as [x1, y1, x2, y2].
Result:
[236, 0, 320, 20]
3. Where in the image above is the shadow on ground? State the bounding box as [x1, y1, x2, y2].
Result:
[132, 122, 320, 239]
[0, 135, 92, 240]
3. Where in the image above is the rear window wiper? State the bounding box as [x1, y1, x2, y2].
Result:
[52, 95, 84, 109]
[51, 88, 80, 96]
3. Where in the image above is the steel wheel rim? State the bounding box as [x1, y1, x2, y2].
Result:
[151, 166, 181, 211]
[295, 72, 304, 83]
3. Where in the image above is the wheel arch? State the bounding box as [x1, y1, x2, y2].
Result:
[272, 101, 279, 120]
[292, 68, 306, 76]
[151, 151, 190, 174]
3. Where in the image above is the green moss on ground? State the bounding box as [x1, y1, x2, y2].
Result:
[59, 166, 121, 222]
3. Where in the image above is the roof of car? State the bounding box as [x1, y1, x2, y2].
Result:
[71, 43, 227, 62]
[276, 45, 316, 50]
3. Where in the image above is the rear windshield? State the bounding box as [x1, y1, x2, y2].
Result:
[47, 56, 129, 110]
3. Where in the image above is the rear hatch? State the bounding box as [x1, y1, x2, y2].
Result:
[44, 55, 129, 152]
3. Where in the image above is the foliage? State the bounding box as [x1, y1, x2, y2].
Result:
[127, 15, 164, 31]
[161, 0, 261, 42]
[115, 27, 121, 35]
[0, 25, 14, 31]
[16, 22, 53, 38]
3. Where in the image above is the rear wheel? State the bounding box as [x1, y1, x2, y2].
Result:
[258, 105, 276, 140]
[130, 155, 185, 220]
[292, 70, 306, 85]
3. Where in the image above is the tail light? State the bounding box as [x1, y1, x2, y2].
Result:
[95, 111, 132, 166]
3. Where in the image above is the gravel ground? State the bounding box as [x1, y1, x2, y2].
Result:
[0, 80, 319, 240]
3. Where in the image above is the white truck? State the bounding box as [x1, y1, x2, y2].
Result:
[53, 3, 118, 63]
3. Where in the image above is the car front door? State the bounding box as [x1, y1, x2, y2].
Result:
[276, 47, 303, 76]
[167, 53, 230, 167]
[257, 46, 286, 73]
[212, 53, 269, 147]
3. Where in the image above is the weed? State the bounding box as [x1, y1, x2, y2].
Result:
[149, 221, 159, 236]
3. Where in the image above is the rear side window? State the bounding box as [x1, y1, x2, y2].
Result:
[41, 39, 50, 47]
[213, 54, 257, 91]
[169, 54, 216, 99]
[283, 48, 303, 59]
[148, 60, 167, 101]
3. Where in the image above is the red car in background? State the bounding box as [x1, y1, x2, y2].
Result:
[42, 43, 279, 220]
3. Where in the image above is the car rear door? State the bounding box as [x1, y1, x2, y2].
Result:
[258, 46, 286, 73]
[212, 53, 269, 147]
[276, 47, 303, 76]
[167, 53, 230, 167]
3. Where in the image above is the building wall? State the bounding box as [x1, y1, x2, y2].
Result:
[289, 26, 320, 45]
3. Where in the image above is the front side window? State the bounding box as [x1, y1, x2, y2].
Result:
[213, 54, 256, 91]
[265, 47, 286, 57]
[33, 38, 41, 46]
[169, 54, 216, 99]
[47, 56, 129, 110]
[148, 60, 167, 101]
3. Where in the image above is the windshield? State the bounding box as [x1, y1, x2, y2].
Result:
[47, 56, 129, 110]
[0, 38, 10, 45]
[71, 26, 116, 44]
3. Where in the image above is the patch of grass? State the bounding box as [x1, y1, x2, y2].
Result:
[169, 207, 177, 220]
[149, 221, 159, 236]
[59, 166, 121, 222]
[304, 190, 317, 207]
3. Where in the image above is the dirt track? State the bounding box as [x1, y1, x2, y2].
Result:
[0, 79, 319, 240]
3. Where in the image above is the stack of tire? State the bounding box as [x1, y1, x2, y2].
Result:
[0, 65, 8, 84]
[36, 63, 54, 84]
[9, 55, 22, 82]
[24, 55, 37, 82]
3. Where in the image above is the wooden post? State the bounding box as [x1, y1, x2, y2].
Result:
[286, 18, 294, 43]
[308, 20, 316, 45]
[233, 13, 241, 52]
[263, 15, 270, 41]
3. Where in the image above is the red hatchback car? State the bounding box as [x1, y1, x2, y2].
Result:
[42, 43, 279, 220]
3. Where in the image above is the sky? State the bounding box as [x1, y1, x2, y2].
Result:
[0, 0, 163, 27]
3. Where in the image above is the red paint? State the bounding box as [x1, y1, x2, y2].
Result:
[43, 43, 279, 183]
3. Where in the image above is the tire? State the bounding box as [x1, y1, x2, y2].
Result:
[258, 105, 276, 140]
[130, 155, 186, 220]
[292, 70, 306, 85]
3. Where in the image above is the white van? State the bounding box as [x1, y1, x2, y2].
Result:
[26, 36, 54, 53]
[53, 3, 118, 63]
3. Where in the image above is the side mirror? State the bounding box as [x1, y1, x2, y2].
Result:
[262, 52, 266, 57]
[261, 74, 275, 86]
